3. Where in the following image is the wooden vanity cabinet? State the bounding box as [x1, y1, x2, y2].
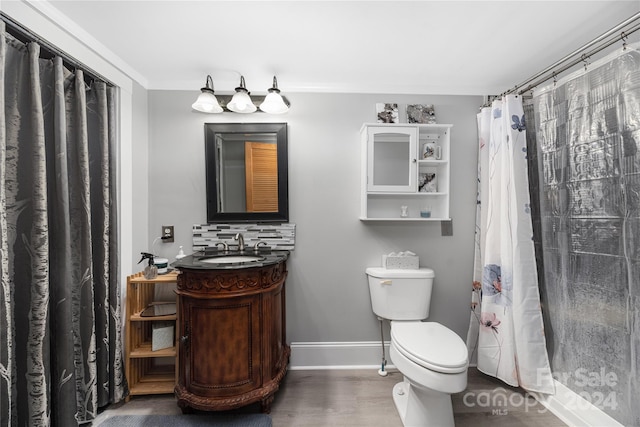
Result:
[174, 259, 290, 413]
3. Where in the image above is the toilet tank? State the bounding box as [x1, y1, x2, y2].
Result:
[366, 267, 435, 320]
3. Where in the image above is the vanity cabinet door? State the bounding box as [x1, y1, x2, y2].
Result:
[180, 294, 262, 397]
[366, 126, 418, 193]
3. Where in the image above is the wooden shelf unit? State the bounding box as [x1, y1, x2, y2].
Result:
[125, 271, 179, 399]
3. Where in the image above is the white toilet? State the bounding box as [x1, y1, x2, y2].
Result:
[366, 267, 468, 427]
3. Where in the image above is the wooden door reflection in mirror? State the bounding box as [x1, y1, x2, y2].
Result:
[245, 141, 278, 212]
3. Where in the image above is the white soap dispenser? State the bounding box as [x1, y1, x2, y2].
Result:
[176, 246, 186, 260]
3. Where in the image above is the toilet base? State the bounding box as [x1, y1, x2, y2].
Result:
[392, 377, 454, 427]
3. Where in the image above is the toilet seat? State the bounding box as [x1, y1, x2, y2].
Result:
[391, 321, 468, 374]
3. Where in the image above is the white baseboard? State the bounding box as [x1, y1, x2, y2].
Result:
[532, 380, 623, 427]
[289, 341, 395, 371]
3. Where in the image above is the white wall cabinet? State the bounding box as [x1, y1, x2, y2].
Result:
[360, 123, 452, 221]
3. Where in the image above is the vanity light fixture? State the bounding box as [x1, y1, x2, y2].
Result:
[191, 74, 290, 114]
[227, 76, 257, 113]
[191, 75, 223, 113]
[259, 76, 289, 114]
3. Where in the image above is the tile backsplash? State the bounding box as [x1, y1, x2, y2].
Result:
[193, 223, 296, 251]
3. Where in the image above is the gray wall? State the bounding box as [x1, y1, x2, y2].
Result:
[131, 80, 149, 266]
[145, 91, 482, 343]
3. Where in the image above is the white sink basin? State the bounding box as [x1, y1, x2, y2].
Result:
[201, 255, 264, 265]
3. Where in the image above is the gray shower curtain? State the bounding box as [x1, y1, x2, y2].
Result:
[0, 22, 126, 426]
[529, 43, 640, 426]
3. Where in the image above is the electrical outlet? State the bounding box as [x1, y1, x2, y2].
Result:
[162, 225, 174, 242]
[441, 220, 453, 236]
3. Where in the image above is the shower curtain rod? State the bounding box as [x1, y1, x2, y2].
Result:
[493, 11, 640, 103]
[0, 12, 113, 86]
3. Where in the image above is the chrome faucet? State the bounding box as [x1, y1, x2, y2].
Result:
[254, 241, 268, 252]
[234, 233, 245, 253]
[214, 241, 229, 252]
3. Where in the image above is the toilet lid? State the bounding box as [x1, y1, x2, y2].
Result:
[391, 322, 468, 374]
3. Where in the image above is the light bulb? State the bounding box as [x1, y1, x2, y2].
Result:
[259, 76, 289, 114]
[191, 75, 222, 113]
[227, 76, 257, 113]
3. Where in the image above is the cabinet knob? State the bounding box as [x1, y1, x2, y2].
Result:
[412, 158, 417, 163]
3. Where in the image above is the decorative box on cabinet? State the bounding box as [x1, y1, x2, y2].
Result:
[125, 271, 179, 400]
[360, 123, 452, 221]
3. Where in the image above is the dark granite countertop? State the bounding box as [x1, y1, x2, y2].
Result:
[171, 249, 289, 270]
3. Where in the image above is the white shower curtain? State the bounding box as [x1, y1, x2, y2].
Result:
[467, 94, 554, 394]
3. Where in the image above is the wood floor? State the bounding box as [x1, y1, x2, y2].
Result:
[93, 368, 567, 426]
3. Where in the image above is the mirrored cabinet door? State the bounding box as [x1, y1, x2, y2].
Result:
[366, 126, 417, 192]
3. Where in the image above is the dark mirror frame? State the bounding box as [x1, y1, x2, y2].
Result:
[205, 122, 289, 223]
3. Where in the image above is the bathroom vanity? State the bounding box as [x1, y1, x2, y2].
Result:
[172, 250, 290, 413]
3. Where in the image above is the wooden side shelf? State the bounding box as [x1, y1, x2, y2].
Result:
[125, 271, 179, 399]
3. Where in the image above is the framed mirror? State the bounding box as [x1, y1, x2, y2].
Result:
[205, 122, 288, 223]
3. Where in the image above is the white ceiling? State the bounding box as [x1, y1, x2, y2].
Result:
[35, 1, 640, 95]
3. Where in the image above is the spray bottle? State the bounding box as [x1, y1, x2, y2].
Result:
[138, 252, 158, 279]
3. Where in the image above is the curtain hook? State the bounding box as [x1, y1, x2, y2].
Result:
[581, 54, 590, 71]
[621, 31, 628, 50]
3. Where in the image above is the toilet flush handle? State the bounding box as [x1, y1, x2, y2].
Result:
[380, 280, 392, 285]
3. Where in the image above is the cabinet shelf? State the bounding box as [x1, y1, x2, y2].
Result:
[130, 313, 177, 322]
[418, 159, 447, 165]
[360, 217, 451, 222]
[127, 361, 175, 396]
[129, 341, 177, 358]
[367, 192, 447, 197]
